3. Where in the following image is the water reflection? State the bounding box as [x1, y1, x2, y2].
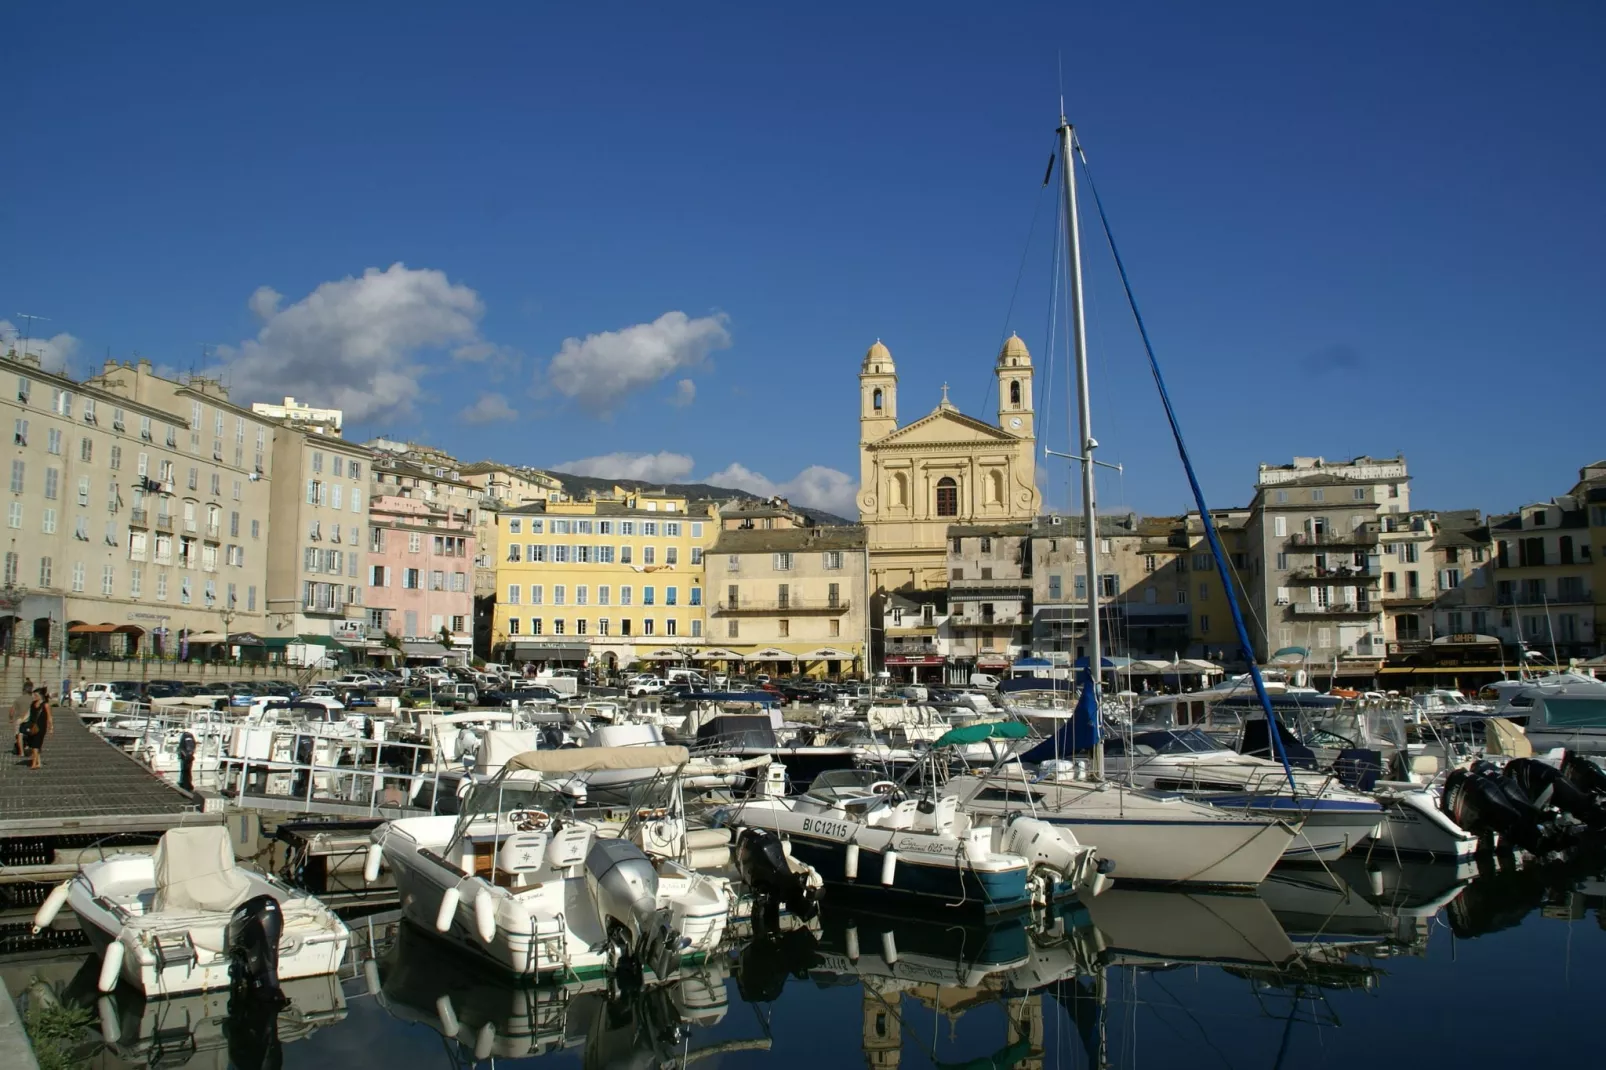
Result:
[35, 849, 1606, 1069]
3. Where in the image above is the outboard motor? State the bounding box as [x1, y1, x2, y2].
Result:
[226, 894, 286, 1003]
[735, 828, 821, 929]
[584, 839, 675, 991]
[1505, 758, 1606, 828]
[1563, 751, 1606, 797]
[177, 731, 197, 793]
[1441, 763, 1556, 855]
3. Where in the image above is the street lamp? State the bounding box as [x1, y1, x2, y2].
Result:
[219, 594, 237, 663]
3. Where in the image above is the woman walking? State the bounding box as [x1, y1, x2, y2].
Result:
[21, 687, 52, 769]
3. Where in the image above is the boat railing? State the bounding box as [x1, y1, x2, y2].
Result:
[216, 734, 446, 817]
[1160, 761, 1338, 803]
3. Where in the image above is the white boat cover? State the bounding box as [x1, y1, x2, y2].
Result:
[476, 729, 546, 774]
[503, 745, 690, 774]
[152, 826, 253, 913]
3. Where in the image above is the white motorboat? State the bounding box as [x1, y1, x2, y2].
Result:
[35, 825, 350, 997]
[1100, 728, 1386, 861]
[944, 767, 1295, 889]
[729, 742, 1108, 915]
[1483, 672, 1606, 753]
[372, 745, 737, 982]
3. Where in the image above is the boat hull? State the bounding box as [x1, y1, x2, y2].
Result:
[68, 871, 349, 998]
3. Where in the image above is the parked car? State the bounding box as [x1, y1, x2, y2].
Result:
[626, 675, 665, 698]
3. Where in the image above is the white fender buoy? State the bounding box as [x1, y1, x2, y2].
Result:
[33, 880, 71, 933]
[880, 850, 899, 887]
[97, 996, 121, 1044]
[363, 959, 381, 997]
[844, 843, 860, 880]
[881, 930, 898, 965]
[98, 942, 125, 993]
[436, 887, 461, 933]
[436, 994, 459, 1037]
[1369, 867, 1385, 897]
[845, 925, 860, 962]
[363, 844, 384, 884]
[780, 837, 793, 859]
[475, 1021, 496, 1061]
[475, 890, 497, 944]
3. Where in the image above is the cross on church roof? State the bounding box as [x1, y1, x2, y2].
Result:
[940, 382, 949, 403]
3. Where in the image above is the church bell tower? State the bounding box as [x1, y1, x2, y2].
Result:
[996, 333, 1034, 439]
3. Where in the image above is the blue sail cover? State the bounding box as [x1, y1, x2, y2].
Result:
[1020, 665, 1102, 762]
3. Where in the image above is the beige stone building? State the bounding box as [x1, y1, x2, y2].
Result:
[0, 352, 278, 658]
[857, 337, 1040, 593]
[1488, 491, 1598, 659]
[945, 522, 1033, 673]
[1246, 455, 1410, 670]
[704, 521, 866, 677]
[263, 424, 372, 646]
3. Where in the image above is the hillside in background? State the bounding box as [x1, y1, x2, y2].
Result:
[547, 471, 854, 526]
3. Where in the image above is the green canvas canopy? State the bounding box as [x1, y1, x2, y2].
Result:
[933, 721, 1030, 748]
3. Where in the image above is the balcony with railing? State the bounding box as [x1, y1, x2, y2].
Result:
[155, 513, 173, 532]
[130, 507, 148, 527]
[1287, 528, 1378, 548]
[716, 597, 849, 615]
[1382, 589, 1433, 607]
[204, 523, 220, 540]
[1286, 563, 1380, 583]
[1291, 600, 1375, 616]
[949, 575, 1032, 594]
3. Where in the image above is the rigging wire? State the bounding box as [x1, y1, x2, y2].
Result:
[982, 151, 1059, 417]
[1071, 133, 1299, 792]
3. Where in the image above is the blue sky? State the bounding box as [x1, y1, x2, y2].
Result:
[4, 3, 1602, 519]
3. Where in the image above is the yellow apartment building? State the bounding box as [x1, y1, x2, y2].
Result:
[492, 490, 718, 670]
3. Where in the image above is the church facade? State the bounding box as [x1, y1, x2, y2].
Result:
[856, 336, 1042, 592]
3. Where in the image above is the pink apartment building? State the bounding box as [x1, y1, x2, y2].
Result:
[366, 493, 475, 654]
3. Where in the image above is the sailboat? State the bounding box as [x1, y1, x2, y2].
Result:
[945, 111, 1296, 888]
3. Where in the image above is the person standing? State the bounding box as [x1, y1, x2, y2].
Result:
[21, 687, 52, 769]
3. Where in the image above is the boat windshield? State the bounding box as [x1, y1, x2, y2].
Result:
[457, 779, 578, 828]
[805, 768, 889, 804]
[1112, 729, 1225, 756]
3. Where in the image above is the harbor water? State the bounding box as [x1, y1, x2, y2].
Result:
[12, 850, 1606, 1069]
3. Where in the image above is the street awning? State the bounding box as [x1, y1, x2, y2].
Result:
[401, 640, 452, 658]
[69, 623, 119, 634]
[509, 640, 587, 661]
[746, 648, 796, 661]
[640, 648, 684, 661]
[184, 631, 227, 643]
[693, 648, 744, 661]
[229, 632, 266, 646]
[805, 647, 856, 660]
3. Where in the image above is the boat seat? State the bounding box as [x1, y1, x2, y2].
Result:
[1409, 754, 1440, 780]
[152, 826, 253, 914]
[882, 800, 919, 830]
[918, 795, 959, 836]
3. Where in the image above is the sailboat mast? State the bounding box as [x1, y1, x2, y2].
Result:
[1059, 115, 1104, 773]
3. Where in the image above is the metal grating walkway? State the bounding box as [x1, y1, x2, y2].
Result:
[0, 708, 216, 837]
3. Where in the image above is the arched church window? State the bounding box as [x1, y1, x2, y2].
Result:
[936, 477, 958, 517]
[890, 472, 907, 508]
[872, 387, 883, 412]
[986, 470, 1004, 505]
[1009, 380, 1021, 406]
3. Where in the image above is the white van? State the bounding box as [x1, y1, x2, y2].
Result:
[969, 672, 1000, 690]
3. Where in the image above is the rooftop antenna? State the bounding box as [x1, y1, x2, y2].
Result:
[14, 313, 48, 357]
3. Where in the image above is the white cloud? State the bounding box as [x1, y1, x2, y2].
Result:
[458, 393, 518, 425]
[704, 461, 859, 518]
[546, 311, 730, 414]
[247, 286, 282, 321]
[670, 378, 696, 407]
[555, 451, 696, 483]
[220, 263, 486, 424]
[1, 319, 79, 374]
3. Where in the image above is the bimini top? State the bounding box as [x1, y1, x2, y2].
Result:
[933, 721, 1030, 748]
[503, 745, 690, 774]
